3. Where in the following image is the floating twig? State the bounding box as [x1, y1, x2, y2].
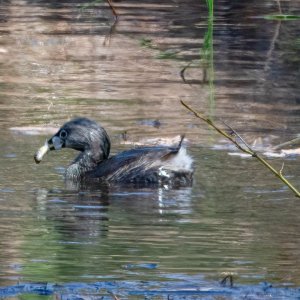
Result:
[181, 100, 300, 198]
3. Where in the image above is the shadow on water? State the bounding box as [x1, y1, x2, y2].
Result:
[0, 0, 300, 298]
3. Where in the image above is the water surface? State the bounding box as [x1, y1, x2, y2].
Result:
[0, 0, 300, 298]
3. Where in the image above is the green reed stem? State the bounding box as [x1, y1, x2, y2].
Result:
[201, 0, 215, 115]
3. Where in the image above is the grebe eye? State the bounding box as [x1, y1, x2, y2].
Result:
[59, 130, 68, 139]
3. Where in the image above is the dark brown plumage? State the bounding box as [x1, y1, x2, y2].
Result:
[34, 118, 194, 187]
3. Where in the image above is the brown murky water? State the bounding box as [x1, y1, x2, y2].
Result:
[0, 0, 300, 296]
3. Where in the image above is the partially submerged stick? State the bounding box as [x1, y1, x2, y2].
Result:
[181, 100, 300, 198]
[272, 136, 300, 150]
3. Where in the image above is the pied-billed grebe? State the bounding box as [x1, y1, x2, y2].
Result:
[34, 118, 193, 186]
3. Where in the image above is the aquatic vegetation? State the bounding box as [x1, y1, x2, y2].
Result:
[140, 38, 181, 60]
[202, 0, 215, 112]
[181, 0, 214, 81]
[155, 50, 181, 60]
[180, 0, 215, 112]
[201, 0, 214, 67]
[140, 37, 155, 49]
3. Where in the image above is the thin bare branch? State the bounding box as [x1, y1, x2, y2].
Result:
[181, 100, 300, 198]
[221, 120, 253, 152]
[107, 0, 118, 20]
[180, 99, 253, 155]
